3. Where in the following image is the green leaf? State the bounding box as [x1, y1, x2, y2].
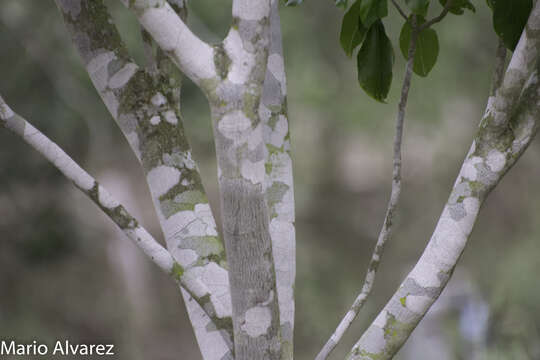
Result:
[439, 0, 475, 15]
[340, 0, 368, 57]
[405, 0, 430, 17]
[359, 0, 388, 28]
[336, 0, 348, 8]
[493, 0, 532, 50]
[356, 20, 394, 102]
[399, 17, 439, 76]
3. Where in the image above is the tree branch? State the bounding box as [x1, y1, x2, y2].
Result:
[55, 1, 234, 356]
[120, 0, 217, 88]
[315, 18, 420, 360]
[482, 1, 540, 131]
[261, 1, 296, 359]
[0, 95, 175, 276]
[345, 35, 540, 360]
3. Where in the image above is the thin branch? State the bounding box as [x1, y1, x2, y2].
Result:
[346, 17, 540, 360]
[481, 1, 540, 131]
[391, 0, 409, 21]
[261, 1, 296, 358]
[314, 17, 420, 360]
[418, 0, 453, 31]
[0, 95, 175, 276]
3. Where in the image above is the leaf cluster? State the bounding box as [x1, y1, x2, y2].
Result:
[331, 0, 532, 103]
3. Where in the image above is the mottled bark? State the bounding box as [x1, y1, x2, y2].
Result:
[261, 1, 296, 358]
[55, 1, 234, 358]
[121, 0, 217, 88]
[206, 1, 283, 358]
[126, 0, 288, 358]
[346, 5, 540, 357]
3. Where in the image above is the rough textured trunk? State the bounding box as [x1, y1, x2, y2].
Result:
[122, 0, 295, 358]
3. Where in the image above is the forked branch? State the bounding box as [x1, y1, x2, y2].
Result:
[120, 0, 217, 88]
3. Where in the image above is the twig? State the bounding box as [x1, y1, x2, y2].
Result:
[314, 16, 420, 360]
[419, 0, 454, 31]
[391, 0, 409, 21]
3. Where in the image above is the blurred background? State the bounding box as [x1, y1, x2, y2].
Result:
[1, 0, 539, 359]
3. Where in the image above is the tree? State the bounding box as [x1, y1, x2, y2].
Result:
[0, 0, 538, 359]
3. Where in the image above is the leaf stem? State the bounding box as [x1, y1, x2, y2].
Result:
[391, 0, 409, 20]
[419, 0, 454, 31]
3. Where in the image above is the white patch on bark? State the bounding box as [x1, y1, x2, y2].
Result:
[241, 159, 265, 184]
[270, 219, 295, 324]
[98, 187, 120, 209]
[460, 156, 483, 181]
[108, 63, 138, 89]
[146, 165, 181, 197]
[486, 149, 506, 172]
[224, 29, 255, 84]
[268, 54, 287, 95]
[150, 115, 161, 125]
[373, 310, 388, 328]
[176, 249, 198, 267]
[163, 110, 178, 125]
[268, 115, 288, 148]
[161, 206, 218, 246]
[181, 288, 232, 360]
[137, 4, 216, 82]
[218, 110, 252, 143]
[405, 295, 432, 314]
[232, 0, 270, 20]
[202, 262, 232, 318]
[430, 212, 467, 269]
[242, 306, 272, 337]
[151, 92, 167, 106]
[86, 51, 116, 91]
[274, 188, 295, 221]
[195, 204, 218, 236]
[409, 260, 443, 288]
